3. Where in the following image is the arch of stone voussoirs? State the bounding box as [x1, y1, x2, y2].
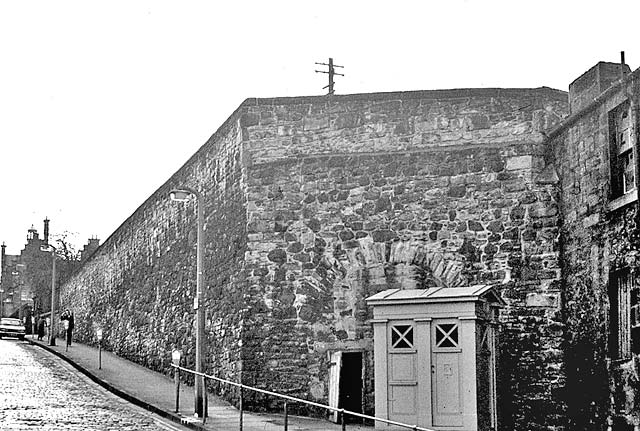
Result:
[349, 237, 467, 288]
[392, 241, 467, 288]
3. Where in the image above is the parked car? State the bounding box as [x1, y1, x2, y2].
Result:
[0, 318, 26, 340]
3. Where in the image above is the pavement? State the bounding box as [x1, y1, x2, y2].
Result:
[1, 339, 184, 430]
[28, 335, 371, 431]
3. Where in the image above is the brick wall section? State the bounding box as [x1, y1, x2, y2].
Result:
[550, 73, 640, 430]
[241, 89, 568, 429]
[60, 112, 248, 392]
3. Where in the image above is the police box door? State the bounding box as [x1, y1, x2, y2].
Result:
[387, 321, 418, 425]
[431, 319, 463, 427]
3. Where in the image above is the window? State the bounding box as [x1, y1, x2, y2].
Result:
[435, 323, 459, 348]
[391, 324, 414, 349]
[609, 268, 640, 359]
[609, 101, 636, 199]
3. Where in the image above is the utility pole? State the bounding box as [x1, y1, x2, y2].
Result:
[315, 57, 344, 95]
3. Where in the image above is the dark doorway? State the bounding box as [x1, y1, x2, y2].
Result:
[338, 352, 363, 423]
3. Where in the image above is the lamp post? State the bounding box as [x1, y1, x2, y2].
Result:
[170, 187, 206, 418]
[0, 289, 4, 318]
[41, 243, 57, 346]
[96, 328, 103, 369]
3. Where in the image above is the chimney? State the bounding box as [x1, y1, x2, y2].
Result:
[1, 242, 5, 279]
[27, 226, 38, 241]
[568, 61, 631, 114]
[80, 237, 100, 262]
[43, 218, 50, 245]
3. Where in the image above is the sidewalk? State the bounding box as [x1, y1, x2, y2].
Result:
[28, 336, 370, 431]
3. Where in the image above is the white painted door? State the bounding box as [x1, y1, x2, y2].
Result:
[388, 322, 418, 425]
[328, 351, 342, 423]
[432, 321, 463, 427]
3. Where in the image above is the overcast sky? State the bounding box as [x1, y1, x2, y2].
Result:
[0, 0, 637, 255]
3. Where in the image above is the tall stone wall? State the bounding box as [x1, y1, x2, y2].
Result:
[240, 89, 568, 429]
[551, 72, 640, 430]
[60, 87, 571, 430]
[60, 111, 248, 389]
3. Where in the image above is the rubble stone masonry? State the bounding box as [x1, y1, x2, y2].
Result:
[61, 110, 248, 392]
[550, 68, 640, 430]
[61, 87, 569, 430]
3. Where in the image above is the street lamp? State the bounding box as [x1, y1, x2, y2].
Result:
[96, 328, 103, 369]
[170, 187, 206, 418]
[0, 289, 4, 318]
[41, 243, 57, 346]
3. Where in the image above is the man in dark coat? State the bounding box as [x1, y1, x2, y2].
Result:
[37, 317, 46, 341]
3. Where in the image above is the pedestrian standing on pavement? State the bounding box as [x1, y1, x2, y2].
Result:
[67, 310, 74, 346]
[61, 309, 75, 347]
[37, 317, 46, 341]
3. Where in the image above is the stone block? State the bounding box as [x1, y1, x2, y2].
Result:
[304, 116, 329, 131]
[241, 113, 260, 127]
[506, 155, 532, 171]
[582, 213, 600, 228]
[525, 292, 560, 308]
[464, 114, 490, 130]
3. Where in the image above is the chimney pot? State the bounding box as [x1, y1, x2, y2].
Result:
[43, 218, 50, 245]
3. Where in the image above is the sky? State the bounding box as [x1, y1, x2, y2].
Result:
[1, 0, 638, 255]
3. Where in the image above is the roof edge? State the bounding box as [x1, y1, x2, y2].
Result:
[546, 66, 640, 140]
[240, 86, 567, 107]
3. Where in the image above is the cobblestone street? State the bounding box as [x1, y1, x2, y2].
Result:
[0, 339, 189, 430]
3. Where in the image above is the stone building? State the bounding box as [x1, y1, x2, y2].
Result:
[547, 61, 640, 430]
[57, 59, 640, 430]
[0, 243, 22, 318]
[1, 222, 51, 320]
[80, 237, 100, 263]
[0, 220, 98, 322]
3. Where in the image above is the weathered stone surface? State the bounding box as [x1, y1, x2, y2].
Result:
[525, 292, 560, 308]
[506, 155, 533, 171]
[60, 116, 248, 400]
[550, 78, 636, 430]
[58, 87, 570, 428]
[267, 248, 287, 264]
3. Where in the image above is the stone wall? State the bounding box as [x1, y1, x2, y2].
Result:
[60, 110, 248, 390]
[240, 89, 568, 429]
[60, 87, 571, 430]
[550, 71, 640, 430]
[568, 62, 630, 114]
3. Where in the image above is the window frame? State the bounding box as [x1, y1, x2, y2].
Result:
[609, 268, 639, 360]
[389, 323, 415, 351]
[435, 323, 460, 349]
[609, 100, 636, 201]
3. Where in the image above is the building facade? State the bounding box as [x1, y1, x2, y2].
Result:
[548, 61, 640, 430]
[55, 58, 640, 430]
[1, 222, 50, 321]
[1, 220, 98, 324]
[58, 79, 574, 430]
